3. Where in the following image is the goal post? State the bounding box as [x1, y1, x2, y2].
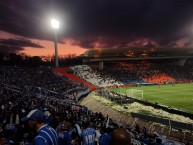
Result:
[126, 89, 144, 99]
[101, 88, 111, 99]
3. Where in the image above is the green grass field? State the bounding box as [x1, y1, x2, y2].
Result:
[112, 83, 193, 113]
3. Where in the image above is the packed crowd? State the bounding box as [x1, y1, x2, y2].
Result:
[156, 63, 193, 82]
[116, 62, 193, 83]
[97, 65, 145, 84]
[71, 62, 193, 86]
[0, 66, 182, 145]
[0, 67, 88, 100]
[71, 65, 123, 87]
[0, 85, 175, 145]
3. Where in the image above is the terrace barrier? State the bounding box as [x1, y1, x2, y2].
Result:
[131, 113, 193, 131]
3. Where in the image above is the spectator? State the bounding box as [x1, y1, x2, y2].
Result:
[69, 122, 82, 145]
[135, 123, 140, 135]
[110, 128, 131, 145]
[143, 126, 147, 139]
[95, 126, 101, 145]
[81, 122, 96, 145]
[21, 109, 58, 145]
[58, 122, 72, 145]
[99, 127, 111, 145]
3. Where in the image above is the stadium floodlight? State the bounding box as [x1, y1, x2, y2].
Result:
[51, 19, 60, 29]
[50, 18, 60, 67]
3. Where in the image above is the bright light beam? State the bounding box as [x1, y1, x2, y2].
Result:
[51, 19, 60, 29]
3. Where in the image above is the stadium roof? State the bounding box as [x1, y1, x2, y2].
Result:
[80, 47, 193, 58]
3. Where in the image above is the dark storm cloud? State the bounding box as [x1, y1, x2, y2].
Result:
[0, 0, 53, 40]
[1, 0, 193, 48]
[0, 38, 44, 53]
[0, 39, 44, 48]
[0, 44, 24, 53]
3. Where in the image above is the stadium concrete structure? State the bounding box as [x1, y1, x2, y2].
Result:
[79, 47, 193, 70]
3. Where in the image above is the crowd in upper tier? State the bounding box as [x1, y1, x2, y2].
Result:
[72, 62, 193, 87]
[71, 65, 123, 87]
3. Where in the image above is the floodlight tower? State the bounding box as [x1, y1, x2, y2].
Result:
[51, 19, 60, 67]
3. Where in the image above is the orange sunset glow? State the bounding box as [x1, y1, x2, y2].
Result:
[21, 39, 86, 57]
[0, 30, 86, 57]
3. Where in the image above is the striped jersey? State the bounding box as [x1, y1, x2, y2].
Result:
[35, 125, 58, 145]
[81, 128, 96, 145]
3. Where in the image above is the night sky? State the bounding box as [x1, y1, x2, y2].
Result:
[1, 0, 193, 57]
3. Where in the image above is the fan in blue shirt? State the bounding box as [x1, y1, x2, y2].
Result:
[81, 122, 96, 145]
[22, 109, 58, 145]
[57, 122, 72, 145]
[99, 127, 111, 145]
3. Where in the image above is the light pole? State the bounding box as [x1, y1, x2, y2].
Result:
[51, 19, 60, 67]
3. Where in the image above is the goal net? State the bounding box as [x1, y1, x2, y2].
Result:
[127, 89, 144, 99]
[101, 88, 111, 98]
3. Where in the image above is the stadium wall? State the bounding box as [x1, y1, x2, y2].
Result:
[131, 97, 193, 120]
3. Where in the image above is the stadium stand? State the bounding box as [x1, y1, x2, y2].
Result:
[0, 67, 89, 100]
[0, 84, 187, 145]
[0, 78, 152, 144]
[53, 67, 97, 90]
[71, 62, 193, 85]
[0, 64, 193, 144]
[71, 65, 123, 87]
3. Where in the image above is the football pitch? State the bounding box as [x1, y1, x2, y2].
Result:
[112, 83, 193, 114]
